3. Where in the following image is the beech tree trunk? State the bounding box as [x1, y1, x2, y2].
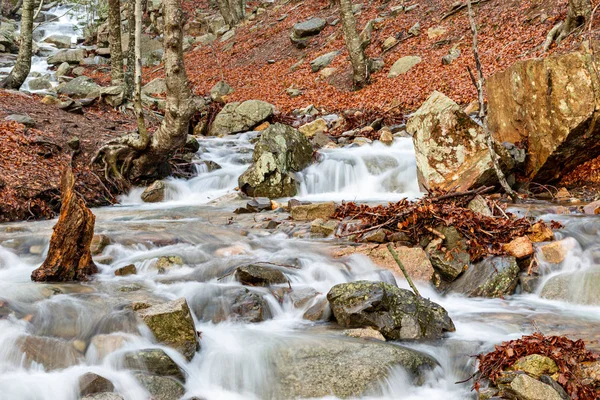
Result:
[339, 0, 369, 90]
[1, 0, 34, 89]
[124, 0, 136, 97]
[108, 0, 124, 84]
[217, 0, 244, 26]
[544, 0, 591, 51]
[31, 168, 98, 282]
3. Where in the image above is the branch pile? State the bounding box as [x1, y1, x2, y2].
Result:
[333, 188, 553, 261]
[475, 332, 599, 399]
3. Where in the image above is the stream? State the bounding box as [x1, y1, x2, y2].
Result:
[1, 6, 600, 400]
[1, 133, 600, 400]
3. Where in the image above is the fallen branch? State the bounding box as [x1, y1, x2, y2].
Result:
[441, 0, 491, 20]
[387, 244, 421, 297]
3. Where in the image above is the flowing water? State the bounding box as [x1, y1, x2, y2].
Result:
[1, 133, 600, 400]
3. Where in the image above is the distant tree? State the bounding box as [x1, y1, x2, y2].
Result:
[217, 0, 244, 27]
[338, 0, 369, 90]
[107, 0, 124, 84]
[544, 0, 592, 51]
[0, 0, 34, 89]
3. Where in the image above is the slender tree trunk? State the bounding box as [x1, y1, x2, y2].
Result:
[124, 0, 135, 98]
[108, 0, 124, 84]
[338, 0, 369, 90]
[1, 0, 34, 89]
[132, 0, 148, 145]
[466, 0, 517, 202]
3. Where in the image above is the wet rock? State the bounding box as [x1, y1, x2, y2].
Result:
[310, 51, 339, 72]
[426, 227, 470, 282]
[57, 76, 101, 99]
[273, 337, 437, 398]
[388, 55, 421, 77]
[28, 77, 52, 90]
[509, 374, 563, 400]
[154, 256, 184, 273]
[210, 80, 234, 102]
[16, 335, 84, 370]
[210, 100, 275, 136]
[81, 394, 124, 400]
[133, 373, 185, 400]
[539, 239, 572, 264]
[488, 50, 600, 182]
[79, 372, 115, 396]
[327, 281, 455, 340]
[87, 334, 130, 361]
[290, 201, 335, 221]
[310, 218, 338, 236]
[447, 256, 519, 298]
[122, 348, 185, 381]
[234, 263, 288, 286]
[528, 222, 554, 242]
[467, 195, 493, 216]
[540, 270, 600, 305]
[43, 34, 72, 48]
[361, 229, 387, 243]
[584, 200, 600, 215]
[142, 78, 166, 96]
[519, 273, 540, 293]
[5, 114, 36, 127]
[238, 123, 312, 198]
[141, 181, 166, 203]
[344, 327, 386, 341]
[47, 48, 85, 65]
[214, 288, 273, 323]
[136, 298, 199, 360]
[299, 118, 327, 138]
[246, 197, 272, 212]
[302, 296, 330, 321]
[91, 234, 111, 255]
[503, 236, 534, 259]
[115, 264, 137, 276]
[407, 91, 511, 192]
[510, 354, 558, 377]
[379, 128, 394, 145]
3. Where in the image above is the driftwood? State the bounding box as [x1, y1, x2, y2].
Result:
[31, 167, 98, 282]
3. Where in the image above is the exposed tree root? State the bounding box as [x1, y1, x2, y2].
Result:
[544, 0, 591, 52]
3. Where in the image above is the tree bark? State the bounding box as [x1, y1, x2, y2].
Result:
[31, 168, 98, 282]
[1, 0, 34, 90]
[339, 0, 369, 90]
[217, 0, 236, 26]
[124, 0, 136, 98]
[544, 0, 591, 51]
[108, 0, 124, 84]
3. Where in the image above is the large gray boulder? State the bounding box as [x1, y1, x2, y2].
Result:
[540, 270, 600, 305]
[0, 24, 18, 53]
[43, 34, 72, 49]
[290, 17, 326, 48]
[210, 100, 275, 136]
[327, 281, 455, 340]
[447, 256, 520, 298]
[238, 123, 312, 198]
[57, 76, 101, 99]
[388, 55, 421, 77]
[407, 91, 511, 192]
[310, 51, 339, 72]
[273, 336, 437, 398]
[47, 48, 85, 65]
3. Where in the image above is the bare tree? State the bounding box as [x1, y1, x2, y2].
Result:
[0, 0, 34, 89]
[94, 0, 196, 184]
[124, 0, 135, 97]
[107, 0, 124, 84]
[544, 0, 592, 51]
[338, 0, 369, 89]
[466, 0, 517, 201]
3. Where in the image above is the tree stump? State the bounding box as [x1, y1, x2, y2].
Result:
[31, 168, 98, 282]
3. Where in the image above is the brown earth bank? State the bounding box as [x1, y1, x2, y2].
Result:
[0, 90, 135, 222]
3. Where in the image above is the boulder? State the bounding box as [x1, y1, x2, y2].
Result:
[528, 222, 554, 242]
[510, 374, 563, 400]
[584, 200, 600, 215]
[115, 264, 137, 276]
[210, 100, 275, 136]
[91, 234, 111, 255]
[292, 17, 327, 38]
[540, 270, 600, 305]
[87, 334, 130, 361]
[273, 336, 437, 398]
[539, 239, 573, 264]
[132, 373, 185, 400]
[327, 281, 455, 340]
[388, 56, 421, 77]
[503, 236, 534, 259]
[447, 256, 519, 298]
[238, 123, 312, 198]
[310, 51, 339, 72]
[47, 48, 85, 65]
[299, 118, 327, 137]
[234, 263, 288, 286]
[290, 202, 335, 221]
[43, 34, 72, 49]
[122, 349, 185, 381]
[487, 50, 600, 182]
[510, 354, 558, 377]
[407, 91, 508, 192]
[15, 335, 84, 370]
[79, 372, 115, 396]
[467, 194, 493, 216]
[194, 287, 272, 323]
[142, 78, 166, 96]
[136, 298, 199, 360]
[425, 226, 470, 282]
[5, 114, 35, 127]
[210, 80, 234, 102]
[310, 218, 338, 236]
[57, 76, 101, 99]
[56, 62, 71, 77]
[28, 77, 52, 90]
[141, 181, 166, 203]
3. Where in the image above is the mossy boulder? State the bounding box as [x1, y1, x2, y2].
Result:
[327, 281, 455, 340]
[234, 263, 288, 286]
[122, 349, 185, 381]
[510, 354, 559, 378]
[447, 256, 519, 298]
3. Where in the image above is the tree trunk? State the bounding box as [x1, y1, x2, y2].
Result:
[31, 168, 98, 282]
[1, 0, 34, 90]
[544, 0, 591, 51]
[108, 0, 124, 84]
[339, 0, 369, 90]
[217, 0, 236, 26]
[124, 0, 135, 98]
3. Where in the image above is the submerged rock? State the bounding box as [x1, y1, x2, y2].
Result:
[540, 270, 600, 305]
[132, 373, 185, 400]
[273, 337, 437, 398]
[15, 335, 84, 370]
[327, 281, 455, 340]
[238, 123, 312, 198]
[79, 372, 115, 396]
[141, 181, 166, 203]
[122, 348, 185, 381]
[193, 286, 273, 323]
[136, 298, 199, 360]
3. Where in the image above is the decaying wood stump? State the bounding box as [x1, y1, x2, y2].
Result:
[31, 168, 98, 282]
